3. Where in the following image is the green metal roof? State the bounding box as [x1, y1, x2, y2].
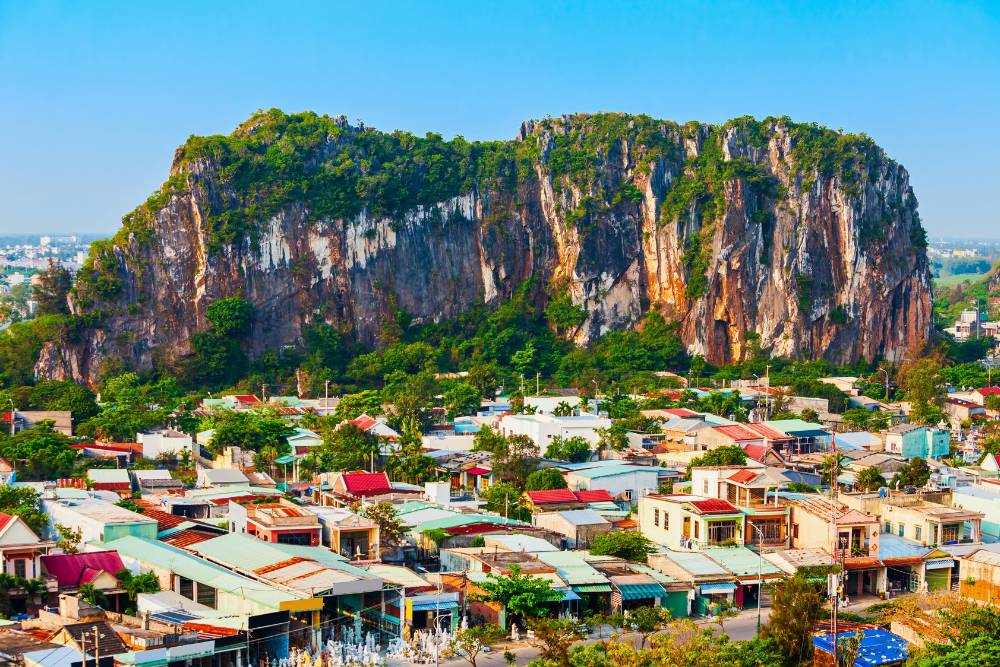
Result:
[616, 582, 667, 600]
[103, 536, 298, 611]
[415, 513, 524, 532]
[700, 546, 784, 578]
[536, 551, 609, 586]
[628, 563, 675, 584]
[572, 584, 612, 593]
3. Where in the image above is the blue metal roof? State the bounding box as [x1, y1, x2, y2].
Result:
[700, 582, 737, 594]
[878, 533, 931, 560]
[812, 628, 908, 666]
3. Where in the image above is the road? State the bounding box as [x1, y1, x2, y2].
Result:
[390, 607, 772, 667]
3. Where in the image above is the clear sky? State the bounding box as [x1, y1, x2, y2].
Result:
[1, 1, 998, 238]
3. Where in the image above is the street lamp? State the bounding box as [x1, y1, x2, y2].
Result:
[7, 399, 14, 436]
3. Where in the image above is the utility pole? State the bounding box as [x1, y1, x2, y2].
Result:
[7, 399, 14, 436]
[325, 380, 330, 415]
[93, 627, 100, 667]
[79, 632, 87, 667]
[752, 523, 764, 635]
[536, 372, 540, 396]
[830, 433, 841, 667]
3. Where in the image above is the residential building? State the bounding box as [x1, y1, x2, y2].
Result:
[523, 395, 582, 415]
[42, 498, 158, 544]
[196, 468, 250, 488]
[137, 429, 196, 459]
[301, 505, 380, 560]
[523, 488, 615, 513]
[638, 493, 745, 550]
[952, 484, 1000, 542]
[531, 509, 612, 548]
[86, 468, 132, 495]
[0, 512, 51, 581]
[944, 398, 986, 427]
[0, 457, 14, 485]
[958, 548, 1000, 603]
[2, 410, 73, 435]
[229, 499, 322, 546]
[39, 550, 124, 594]
[648, 549, 736, 615]
[884, 424, 950, 460]
[762, 419, 833, 454]
[842, 492, 985, 546]
[498, 413, 612, 449]
[564, 463, 668, 506]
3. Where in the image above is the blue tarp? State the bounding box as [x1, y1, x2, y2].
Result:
[556, 588, 582, 602]
[813, 628, 908, 666]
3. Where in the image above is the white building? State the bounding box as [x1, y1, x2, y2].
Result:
[522, 396, 582, 415]
[498, 413, 612, 449]
[564, 463, 665, 506]
[138, 429, 196, 459]
[41, 498, 157, 544]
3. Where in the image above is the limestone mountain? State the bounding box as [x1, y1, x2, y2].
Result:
[36, 110, 933, 385]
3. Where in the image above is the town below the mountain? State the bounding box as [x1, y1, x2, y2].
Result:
[0, 241, 999, 667]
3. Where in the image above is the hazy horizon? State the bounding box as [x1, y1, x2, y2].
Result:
[2, 1, 998, 238]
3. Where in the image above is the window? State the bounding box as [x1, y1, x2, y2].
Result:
[664, 512, 669, 530]
[277, 532, 313, 546]
[622, 490, 633, 502]
[196, 583, 217, 608]
[707, 520, 738, 544]
[703, 480, 709, 494]
[694, 522, 700, 539]
[178, 576, 194, 600]
[793, 524, 800, 539]
[915, 526, 922, 541]
[653, 509, 659, 527]
[13, 559, 25, 579]
[884, 522, 891, 533]
[898, 524, 904, 537]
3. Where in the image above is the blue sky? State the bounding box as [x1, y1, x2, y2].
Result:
[1, 1, 998, 238]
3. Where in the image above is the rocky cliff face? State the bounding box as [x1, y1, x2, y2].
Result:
[36, 111, 933, 385]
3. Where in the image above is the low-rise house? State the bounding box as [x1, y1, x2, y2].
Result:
[952, 484, 1000, 542]
[130, 469, 183, 495]
[958, 548, 1000, 603]
[300, 505, 380, 560]
[648, 549, 735, 616]
[2, 410, 73, 435]
[878, 532, 956, 595]
[42, 498, 158, 544]
[0, 457, 15, 485]
[522, 488, 615, 512]
[137, 429, 195, 459]
[565, 463, 671, 507]
[498, 412, 612, 449]
[699, 545, 785, 608]
[523, 395, 581, 415]
[742, 444, 786, 466]
[341, 414, 400, 454]
[86, 468, 132, 495]
[40, 550, 124, 598]
[0, 512, 51, 583]
[658, 417, 713, 452]
[531, 509, 612, 548]
[762, 419, 833, 454]
[229, 498, 322, 546]
[943, 398, 986, 427]
[698, 424, 766, 450]
[842, 492, 985, 546]
[196, 468, 250, 488]
[638, 493, 745, 550]
[884, 424, 950, 460]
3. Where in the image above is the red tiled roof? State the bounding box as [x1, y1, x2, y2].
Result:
[41, 551, 125, 588]
[712, 424, 762, 441]
[727, 469, 760, 484]
[341, 471, 392, 495]
[0, 457, 12, 473]
[574, 489, 614, 503]
[232, 395, 261, 403]
[444, 523, 510, 535]
[742, 423, 793, 441]
[465, 467, 491, 476]
[348, 414, 378, 431]
[140, 508, 187, 531]
[743, 444, 768, 461]
[165, 529, 217, 549]
[664, 408, 699, 417]
[687, 498, 740, 514]
[978, 386, 1000, 396]
[0, 512, 13, 532]
[525, 488, 577, 505]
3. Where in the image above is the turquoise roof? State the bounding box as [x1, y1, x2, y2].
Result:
[700, 546, 784, 577]
[104, 536, 298, 610]
[535, 552, 609, 586]
[658, 550, 729, 577]
[415, 513, 524, 531]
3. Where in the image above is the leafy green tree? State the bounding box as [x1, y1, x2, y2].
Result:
[443, 382, 481, 420]
[900, 357, 946, 425]
[589, 531, 654, 563]
[525, 468, 568, 491]
[545, 435, 592, 463]
[552, 401, 575, 417]
[203, 409, 294, 456]
[856, 466, 887, 492]
[482, 482, 527, 519]
[528, 618, 587, 667]
[688, 445, 747, 476]
[896, 457, 932, 488]
[466, 363, 499, 399]
[473, 565, 561, 624]
[761, 575, 823, 665]
[843, 407, 873, 431]
[28, 380, 99, 422]
[78, 583, 108, 608]
[116, 568, 161, 600]
[450, 624, 505, 667]
[595, 425, 628, 453]
[0, 423, 78, 481]
[310, 422, 379, 472]
[820, 452, 847, 487]
[360, 501, 404, 547]
[33, 260, 72, 316]
[332, 390, 384, 422]
[206, 297, 253, 336]
[56, 524, 83, 554]
[512, 340, 537, 376]
[0, 486, 47, 534]
[627, 605, 672, 648]
[986, 394, 1000, 412]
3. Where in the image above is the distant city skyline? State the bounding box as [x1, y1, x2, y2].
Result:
[1, 1, 998, 238]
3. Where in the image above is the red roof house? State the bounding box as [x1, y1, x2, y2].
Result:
[332, 471, 393, 497]
[40, 550, 125, 590]
[686, 498, 741, 514]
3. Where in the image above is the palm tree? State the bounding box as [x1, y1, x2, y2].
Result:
[22, 578, 48, 606]
[116, 569, 160, 601]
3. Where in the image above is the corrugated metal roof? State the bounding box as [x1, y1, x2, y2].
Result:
[535, 552, 609, 586]
[485, 534, 559, 553]
[558, 509, 609, 526]
[657, 550, 729, 576]
[701, 546, 784, 577]
[87, 468, 131, 483]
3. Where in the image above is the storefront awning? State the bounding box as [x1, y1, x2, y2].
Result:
[557, 588, 581, 601]
[699, 582, 737, 594]
[410, 600, 460, 613]
[573, 584, 612, 593]
[925, 559, 955, 570]
[617, 583, 668, 601]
